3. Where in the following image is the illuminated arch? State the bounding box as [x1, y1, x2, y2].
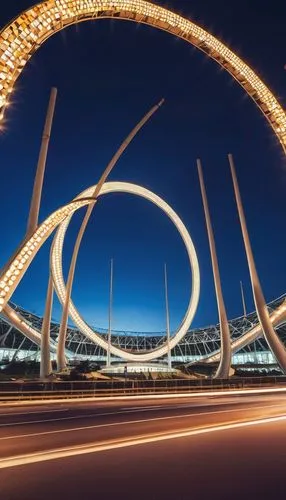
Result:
[0, 181, 200, 362]
[0, 196, 92, 310]
[51, 181, 200, 362]
[0, 176, 285, 361]
[0, 0, 285, 152]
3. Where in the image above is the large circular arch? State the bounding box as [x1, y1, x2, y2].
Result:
[0, 179, 285, 362]
[0, 180, 200, 362]
[51, 181, 200, 362]
[0, 1, 285, 152]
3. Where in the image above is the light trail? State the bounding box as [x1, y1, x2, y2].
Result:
[1, 386, 286, 407]
[0, 408, 69, 417]
[0, 402, 284, 440]
[121, 405, 163, 410]
[1, 414, 286, 469]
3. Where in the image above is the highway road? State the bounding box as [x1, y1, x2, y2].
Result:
[0, 389, 286, 499]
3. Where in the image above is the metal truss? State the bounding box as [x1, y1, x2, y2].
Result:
[0, 294, 285, 364]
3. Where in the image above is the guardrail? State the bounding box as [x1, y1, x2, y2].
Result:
[1, 377, 286, 401]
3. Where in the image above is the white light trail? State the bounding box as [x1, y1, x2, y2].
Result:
[2, 386, 286, 407]
[0, 414, 286, 469]
[0, 403, 284, 441]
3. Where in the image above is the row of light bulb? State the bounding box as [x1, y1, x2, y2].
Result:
[0, 198, 88, 312]
[0, 0, 284, 146]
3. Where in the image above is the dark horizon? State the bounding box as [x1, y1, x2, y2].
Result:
[0, 0, 285, 332]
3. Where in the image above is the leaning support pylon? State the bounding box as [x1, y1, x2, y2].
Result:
[106, 258, 113, 367]
[27, 88, 57, 238]
[56, 99, 164, 371]
[40, 273, 54, 379]
[228, 153, 286, 374]
[197, 159, 231, 378]
[164, 263, 172, 371]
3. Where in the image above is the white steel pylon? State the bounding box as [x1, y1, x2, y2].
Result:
[40, 273, 54, 379]
[228, 153, 286, 374]
[197, 159, 231, 378]
[164, 263, 172, 371]
[57, 99, 164, 371]
[106, 259, 113, 367]
[27, 88, 57, 238]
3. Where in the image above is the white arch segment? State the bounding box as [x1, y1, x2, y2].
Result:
[0, 0, 285, 363]
[204, 301, 286, 364]
[0, 1, 285, 152]
[0, 182, 285, 362]
[2, 303, 74, 359]
[51, 181, 200, 362]
[0, 180, 200, 362]
[0, 176, 284, 361]
[0, 197, 93, 311]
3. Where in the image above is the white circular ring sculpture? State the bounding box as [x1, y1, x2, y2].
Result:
[51, 181, 200, 362]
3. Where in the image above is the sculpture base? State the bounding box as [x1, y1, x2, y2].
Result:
[100, 362, 177, 375]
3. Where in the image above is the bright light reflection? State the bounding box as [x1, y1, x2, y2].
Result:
[1, 413, 286, 469]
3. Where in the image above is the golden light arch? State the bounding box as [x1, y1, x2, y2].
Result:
[0, 0, 285, 152]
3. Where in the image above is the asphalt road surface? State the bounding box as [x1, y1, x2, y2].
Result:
[0, 389, 286, 500]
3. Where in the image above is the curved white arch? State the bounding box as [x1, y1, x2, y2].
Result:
[2, 303, 74, 359]
[0, 1, 285, 152]
[0, 180, 200, 362]
[0, 197, 94, 310]
[51, 181, 200, 362]
[1, 177, 285, 363]
[204, 301, 286, 364]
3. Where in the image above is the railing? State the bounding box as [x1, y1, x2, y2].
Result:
[0, 377, 286, 401]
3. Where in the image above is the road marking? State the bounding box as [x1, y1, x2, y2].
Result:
[0, 409, 69, 417]
[1, 414, 286, 469]
[0, 399, 278, 428]
[121, 403, 219, 410]
[0, 402, 228, 427]
[121, 405, 163, 410]
[0, 403, 284, 441]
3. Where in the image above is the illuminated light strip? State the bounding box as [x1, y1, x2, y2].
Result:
[0, 1, 285, 153]
[0, 198, 94, 312]
[1, 174, 283, 361]
[0, 402, 284, 440]
[2, 386, 286, 408]
[2, 303, 76, 359]
[2, 303, 57, 353]
[0, 182, 200, 363]
[0, 0, 285, 361]
[1, 414, 286, 469]
[51, 181, 200, 362]
[0, 408, 69, 418]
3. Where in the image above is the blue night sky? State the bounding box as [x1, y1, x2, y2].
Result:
[0, 0, 285, 333]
